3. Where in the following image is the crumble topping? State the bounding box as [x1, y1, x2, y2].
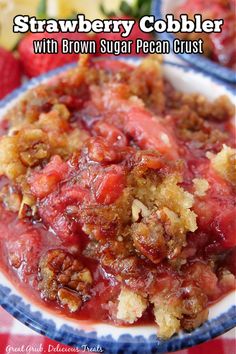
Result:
[116, 287, 148, 324]
[132, 199, 150, 222]
[39, 249, 92, 312]
[193, 178, 210, 197]
[152, 295, 182, 339]
[0, 55, 235, 340]
[210, 144, 236, 185]
[151, 282, 208, 339]
[0, 104, 89, 182]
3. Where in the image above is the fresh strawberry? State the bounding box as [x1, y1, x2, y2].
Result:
[18, 32, 93, 78]
[176, 0, 236, 68]
[0, 47, 22, 99]
[95, 16, 152, 56]
[211, 13, 236, 69]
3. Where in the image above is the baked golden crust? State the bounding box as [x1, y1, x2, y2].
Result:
[0, 56, 235, 339]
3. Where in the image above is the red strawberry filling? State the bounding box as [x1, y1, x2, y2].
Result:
[0, 57, 235, 338]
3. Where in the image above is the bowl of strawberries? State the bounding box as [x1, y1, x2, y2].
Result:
[0, 54, 235, 353]
[152, 0, 236, 83]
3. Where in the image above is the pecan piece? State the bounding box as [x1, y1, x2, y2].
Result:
[38, 249, 92, 312]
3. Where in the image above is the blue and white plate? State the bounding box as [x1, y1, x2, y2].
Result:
[0, 59, 235, 354]
[152, 0, 236, 83]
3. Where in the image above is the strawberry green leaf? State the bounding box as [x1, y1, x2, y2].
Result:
[37, 0, 47, 19]
[99, 3, 116, 18]
[100, 0, 152, 19]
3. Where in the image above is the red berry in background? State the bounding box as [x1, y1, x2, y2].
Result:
[95, 16, 152, 56]
[176, 0, 236, 69]
[18, 32, 93, 78]
[211, 12, 236, 70]
[0, 47, 22, 99]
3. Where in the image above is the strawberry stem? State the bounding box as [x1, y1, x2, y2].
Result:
[100, 0, 152, 19]
[37, 0, 47, 19]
